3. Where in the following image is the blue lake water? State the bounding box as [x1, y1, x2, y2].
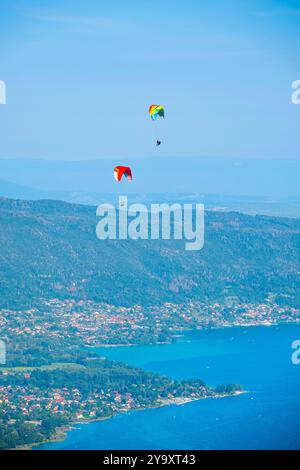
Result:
[35, 324, 300, 450]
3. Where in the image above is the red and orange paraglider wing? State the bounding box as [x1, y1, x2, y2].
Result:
[114, 166, 132, 182]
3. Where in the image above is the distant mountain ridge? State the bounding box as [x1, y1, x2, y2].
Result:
[1, 178, 300, 218]
[0, 179, 51, 200]
[0, 197, 299, 309]
[1, 157, 300, 197]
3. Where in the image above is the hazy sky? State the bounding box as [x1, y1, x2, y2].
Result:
[0, 0, 299, 160]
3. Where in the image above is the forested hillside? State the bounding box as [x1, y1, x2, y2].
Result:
[0, 197, 299, 308]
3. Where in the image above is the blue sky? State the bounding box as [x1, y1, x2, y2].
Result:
[0, 0, 299, 160]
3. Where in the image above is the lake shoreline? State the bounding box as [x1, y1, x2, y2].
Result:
[87, 320, 300, 349]
[10, 322, 300, 450]
[14, 391, 246, 450]
[13, 320, 297, 450]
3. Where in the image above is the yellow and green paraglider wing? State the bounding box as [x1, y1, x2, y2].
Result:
[149, 104, 164, 120]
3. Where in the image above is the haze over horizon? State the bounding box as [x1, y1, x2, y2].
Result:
[0, 156, 299, 199]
